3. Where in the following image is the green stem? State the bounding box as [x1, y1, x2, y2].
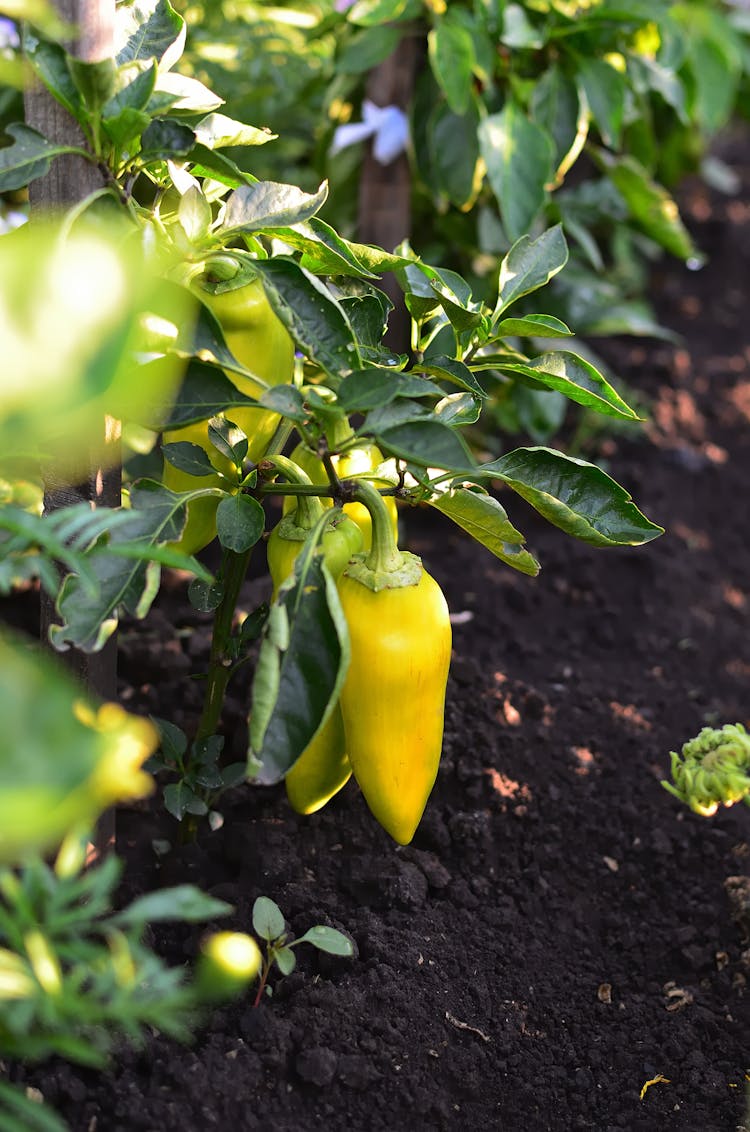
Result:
[259, 482, 334, 498]
[262, 417, 294, 461]
[195, 546, 253, 744]
[260, 455, 322, 529]
[351, 480, 402, 574]
[325, 415, 356, 451]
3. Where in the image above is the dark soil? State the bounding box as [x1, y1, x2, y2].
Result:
[6, 132, 750, 1131]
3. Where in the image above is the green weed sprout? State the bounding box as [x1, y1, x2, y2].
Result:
[662, 723, 750, 817]
[250, 896, 353, 1007]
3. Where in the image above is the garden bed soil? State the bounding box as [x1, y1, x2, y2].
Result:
[7, 132, 750, 1131]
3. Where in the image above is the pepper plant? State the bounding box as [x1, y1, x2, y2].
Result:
[0, 0, 665, 848]
[174, 0, 750, 350]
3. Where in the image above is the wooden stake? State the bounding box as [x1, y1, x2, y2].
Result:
[357, 36, 421, 355]
[24, 0, 119, 859]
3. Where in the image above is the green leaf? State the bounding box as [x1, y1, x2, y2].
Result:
[252, 896, 285, 941]
[628, 54, 688, 126]
[101, 106, 152, 149]
[577, 58, 625, 149]
[479, 447, 664, 547]
[0, 123, 79, 192]
[154, 361, 258, 430]
[163, 781, 208, 818]
[531, 66, 584, 176]
[151, 716, 187, 763]
[428, 16, 475, 116]
[274, 947, 297, 975]
[428, 486, 539, 575]
[337, 25, 402, 73]
[171, 301, 260, 384]
[501, 3, 544, 48]
[207, 414, 247, 465]
[194, 112, 275, 149]
[494, 314, 572, 339]
[259, 385, 307, 421]
[427, 101, 481, 210]
[223, 180, 328, 232]
[252, 258, 361, 378]
[216, 494, 265, 553]
[103, 59, 156, 118]
[375, 420, 474, 471]
[188, 576, 224, 612]
[338, 369, 443, 412]
[112, 885, 231, 925]
[153, 71, 223, 114]
[263, 218, 377, 279]
[23, 34, 83, 121]
[435, 392, 480, 427]
[497, 351, 638, 420]
[296, 925, 354, 956]
[178, 185, 212, 244]
[347, 0, 408, 27]
[478, 101, 554, 241]
[115, 0, 186, 70]
[494, 225, 569, 316]
[161, 441, 217, 478]
[593, 150, 697, 261]
[420, 357, 486, 398]
[682, 36, 737, 132]
[249, 548, 350, 783]
[185, 144, 252, 188]
[67, 56, 117, 112]
[50, 481, 188, 652]
[139, 117, 195, 159]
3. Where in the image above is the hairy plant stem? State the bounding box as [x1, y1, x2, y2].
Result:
[195, 546, 253, 745]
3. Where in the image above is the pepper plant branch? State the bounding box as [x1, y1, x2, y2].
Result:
[194, 546, 254, 745]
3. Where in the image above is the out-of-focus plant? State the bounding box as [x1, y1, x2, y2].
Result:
[172, 0, 750, 354]
[662, 723, 750, 817]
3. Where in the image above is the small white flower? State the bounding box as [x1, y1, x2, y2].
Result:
[330, 100, 409, 166]
[0, 17, 20, 50]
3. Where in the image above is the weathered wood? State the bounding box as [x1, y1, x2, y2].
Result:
[357, 36, 420, 355]
[24, 0, 119, 857]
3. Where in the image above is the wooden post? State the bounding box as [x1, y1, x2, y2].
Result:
[357, 37, 420, 355]
[24, 0, 120, 858]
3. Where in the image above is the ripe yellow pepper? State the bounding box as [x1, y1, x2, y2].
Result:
[264, 456, 363, 815]
[336, 481, 452, 844]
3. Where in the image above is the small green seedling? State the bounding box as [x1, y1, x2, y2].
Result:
[250, 896, 353, 1007]
[662, 723, 750, 816]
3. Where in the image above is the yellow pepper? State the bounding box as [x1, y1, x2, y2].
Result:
[336, 481, 451, 844]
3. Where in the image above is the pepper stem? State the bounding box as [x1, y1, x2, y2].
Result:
[261, 455, 322, 530]
[351, 480, 402, 574]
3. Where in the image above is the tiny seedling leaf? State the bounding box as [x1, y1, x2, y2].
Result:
[252, 896, 285, 941]
[296, 925, 354, 956]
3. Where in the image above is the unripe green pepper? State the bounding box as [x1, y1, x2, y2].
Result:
[283, 440, 398, 550]
[199, 266, 294, 459]
[162, 258, 294, 554]
[336, 481, 451, 845]
[264, 456, 363, 815]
